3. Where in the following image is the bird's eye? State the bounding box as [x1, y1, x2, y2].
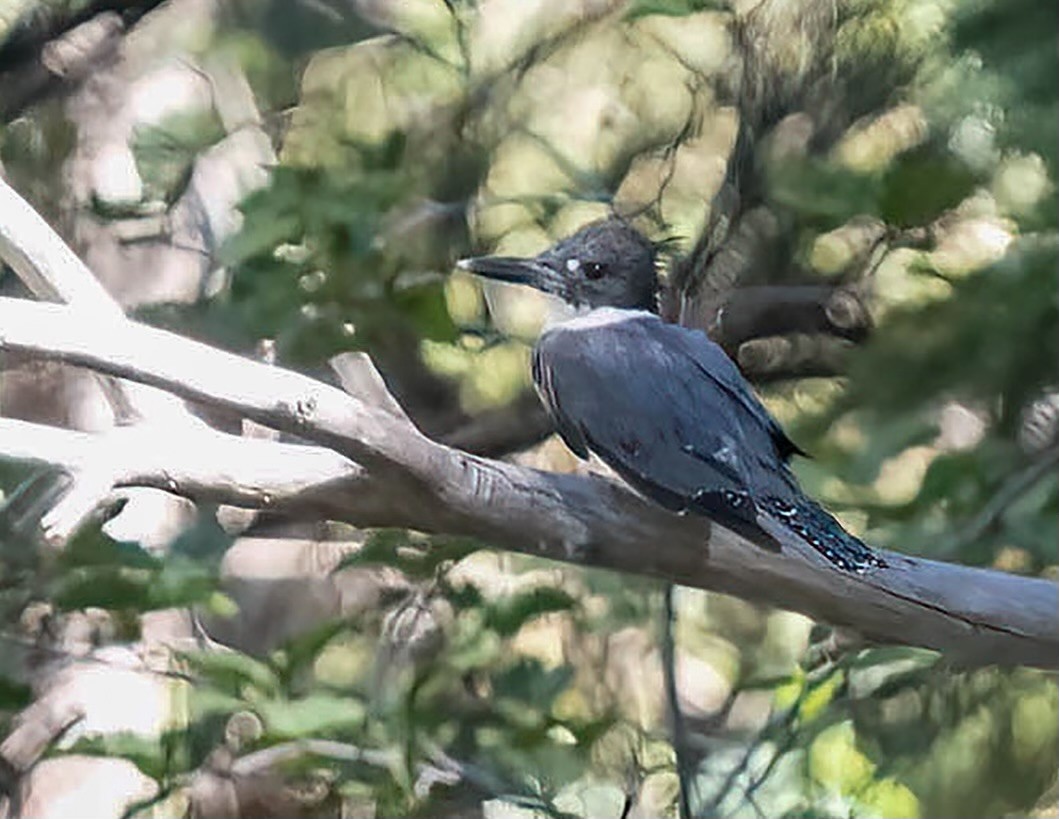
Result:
[583, 261, 607, 280]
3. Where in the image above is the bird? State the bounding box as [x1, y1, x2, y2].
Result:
[457, 217, 886, 573]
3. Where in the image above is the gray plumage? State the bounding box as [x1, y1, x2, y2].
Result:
[459, 218, 885, 572]
[532, 308, 794, 545]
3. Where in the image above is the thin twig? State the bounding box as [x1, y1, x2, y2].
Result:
[663, 585, 695, 819]
[948, 445, 1059, 551]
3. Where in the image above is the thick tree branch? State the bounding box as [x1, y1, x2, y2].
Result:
[0, 175, 188, 425]
[714, 286, 871, 355]
[0, 2, 167, 123]
[735, 334, 855, 383]
[1, 297, 1056, 670]
[677, 0, 910, 338]
[1, 173, 206, 542]
[0, 12, 126, 122]
[0, 1, 164, 71]
[0, 419, 362, 516]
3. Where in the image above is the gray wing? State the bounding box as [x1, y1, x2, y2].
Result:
[663, 321, 806, 463]
[532, 313, 797, 541]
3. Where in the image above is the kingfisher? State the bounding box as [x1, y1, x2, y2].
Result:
[457, 218, 885, 572]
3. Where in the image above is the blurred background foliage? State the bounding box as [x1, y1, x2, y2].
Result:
[0, 0, 1056, 817]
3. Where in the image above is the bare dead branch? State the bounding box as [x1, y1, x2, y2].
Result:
[0, 419, 362, 517]
[0, 177, 192, 427]
[0, 12, 127, 122]
[676, 0, 916, 335]
[0, 296, 1056, 669]
[735, 334, 856, 382]
[0, 176, 222, 543]
[330, 351, 411, 421]
[0, 700, 83, 779]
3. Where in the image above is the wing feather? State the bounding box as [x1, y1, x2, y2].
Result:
[532, 312, 797, 540]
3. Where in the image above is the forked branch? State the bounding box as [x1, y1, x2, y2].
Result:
[0, 179, 1056, 670]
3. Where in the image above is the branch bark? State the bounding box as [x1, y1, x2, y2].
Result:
[1, 296, 1057, 670]
[0, 2, 168, 122]
[0, 419, 361, 516]
[1, 166, 205, 544]
[714, 286, 871, 355]
[0, 173, 190, 426]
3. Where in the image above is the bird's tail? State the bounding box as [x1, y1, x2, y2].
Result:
[759, 494, 887, 573]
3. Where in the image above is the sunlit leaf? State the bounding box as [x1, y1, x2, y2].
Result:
[272, 618, 351, 685]
[257, 694, 366, 739]
[857, 777, 921, 818]
[808, 721, 876, 794]
[799, 670, 845, 723]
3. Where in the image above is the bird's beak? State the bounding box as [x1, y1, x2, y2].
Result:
[456, 256, 552, 288]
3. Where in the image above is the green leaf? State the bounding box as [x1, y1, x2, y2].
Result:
[483, 587, 578, 637]
[849, 646, 939, 670]
[221, 213, 302, 267]
[131, 110, 226, 202]
[565, 713, 618, 748]
[191, 688, 246, 717]
[51, 527, 218, 613]
[181, 649, 280, 696]
[146, 557, 218, 610]
[879, 145, 979, 227]
[53, 566, 154, 611]
[768, 159, 882, 228]
[0, 673, 32, 709]
[494, 660, 574, 708]
[442, 580, 484, 611]
[391, 283, 458, 343]
[62, 730, 191, 782]
[0, 468, 73, 554]
[857, 777, 922, 818]
[61, 523, 156, 570]
[808, 721, 876, 794]
[445, 619, 503, 672]
[169, 514, 233, 562]
[272, 618, 351, 684]
[799, 670, 845, 722]
[256, 694, 366, 739]
[335, 531, 477, 580]
[625, 0, 726, 18]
